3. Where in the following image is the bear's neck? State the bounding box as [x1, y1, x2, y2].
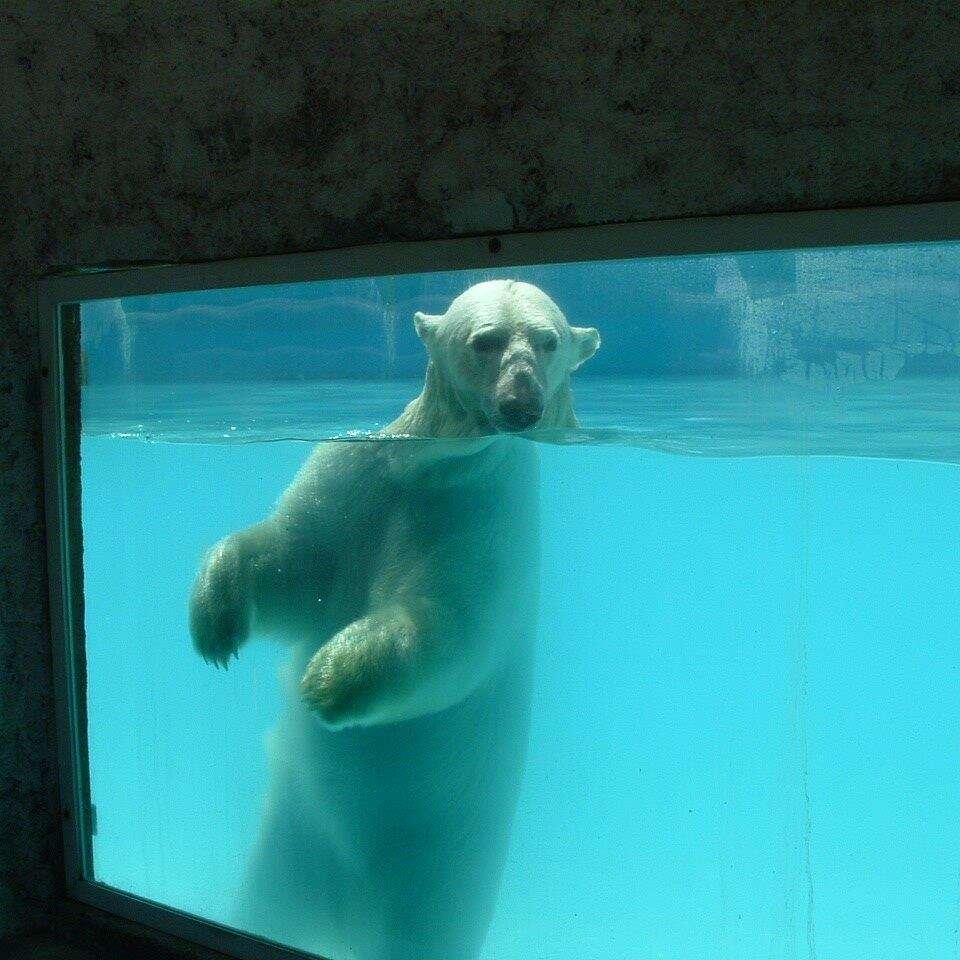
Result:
[386, 362, 579, 438]
[538, 380, 580, 431]
[387, 363, 487, 438]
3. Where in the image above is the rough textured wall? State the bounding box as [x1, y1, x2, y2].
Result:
[1, 0, 959, 952]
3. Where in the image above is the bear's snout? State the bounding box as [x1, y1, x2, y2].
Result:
[494, 367, 544, 431]
[496, 397, 543, 431]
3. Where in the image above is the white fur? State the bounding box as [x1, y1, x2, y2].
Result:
[189, 280, 599, 959]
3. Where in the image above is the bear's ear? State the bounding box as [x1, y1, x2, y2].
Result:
[414, 311, 442, 347]
[569, 326, 601, 371]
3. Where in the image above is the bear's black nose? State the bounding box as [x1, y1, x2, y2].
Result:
[496, 398, 543, 431]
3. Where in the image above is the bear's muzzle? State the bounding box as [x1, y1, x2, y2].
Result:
[494, 367, 544, 431]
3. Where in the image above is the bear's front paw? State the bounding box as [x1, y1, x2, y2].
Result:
[189, 537, 251, 668]
[300, 607, 423, 728]
[299, 630, 385, 730]
[300, 610, 413, 730]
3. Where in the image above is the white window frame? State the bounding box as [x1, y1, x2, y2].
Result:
[36, 201, 960, 960]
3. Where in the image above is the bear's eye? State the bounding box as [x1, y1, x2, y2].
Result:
[540, 334, 559, 353]
[471, 331, 508, 353]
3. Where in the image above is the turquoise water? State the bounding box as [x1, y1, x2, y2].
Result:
[76, 244, 960, 958]
[81, 379, 960, 960]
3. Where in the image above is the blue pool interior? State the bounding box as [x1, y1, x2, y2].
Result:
[79, 245, 960, 958]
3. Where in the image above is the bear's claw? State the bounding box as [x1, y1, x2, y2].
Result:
[189, 537, 251, 668]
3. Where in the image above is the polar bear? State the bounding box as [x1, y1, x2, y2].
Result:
[189, 279, 599, 960]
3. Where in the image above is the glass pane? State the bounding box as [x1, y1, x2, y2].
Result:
[78, 243, 960, 960]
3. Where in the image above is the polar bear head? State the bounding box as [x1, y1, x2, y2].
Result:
[414, 280, 600, 433]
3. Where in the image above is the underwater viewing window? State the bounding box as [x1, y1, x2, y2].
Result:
[39, 203, 960, 960]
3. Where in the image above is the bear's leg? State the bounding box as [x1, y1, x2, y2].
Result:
[371, 787, 518, 960]
[188, 519, 285, 665]
[189, 533, 252, 667]
[234, 777, 374, 958]
[375, 856, 503, 960]
[298, 601, 476, 729]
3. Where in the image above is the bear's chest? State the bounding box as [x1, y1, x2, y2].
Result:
[381, 441, 539, 572]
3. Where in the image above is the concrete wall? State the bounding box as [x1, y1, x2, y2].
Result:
[2, 0, 959, 953]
